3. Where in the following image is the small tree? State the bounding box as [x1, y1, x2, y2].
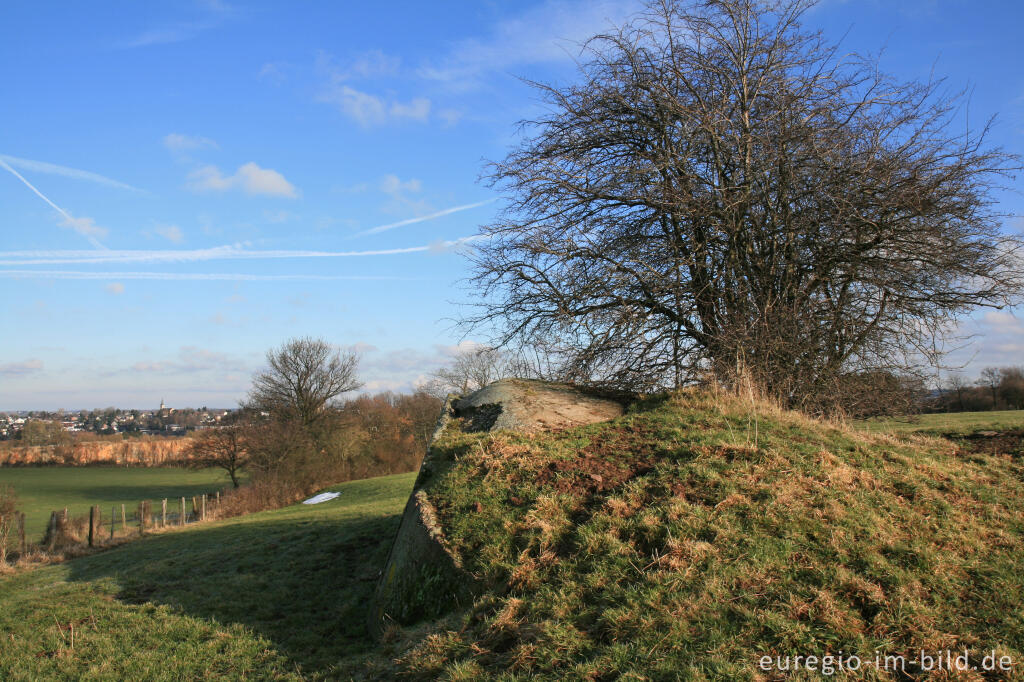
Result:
[978, 367, 1002, 409]
[423, 346, 513, 398]
[247, 337, 362, 429]
[244, 337, 363, 487]
[946, 373, 970, 412]
[187, 426, 249, 488]
[0, 485, 16, 565]
[998, 366, 1024, 410]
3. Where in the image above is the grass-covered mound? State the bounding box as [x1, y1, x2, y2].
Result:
[394, 391, 1024, 680]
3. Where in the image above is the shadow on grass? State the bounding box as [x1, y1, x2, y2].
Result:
[62, 506, 402, 676]
[63, 482, 228, 504]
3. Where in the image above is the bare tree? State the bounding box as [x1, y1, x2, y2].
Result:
[997, 366, 1024, 409]
[464, 0, 1022, 411]
[946, 373, 970, 412]
[422, 346, 513, 397]
[978, 367, 1002, 409]
[247, 337, 362, 428]
[0, 485, 16, 565]
[187, 425, 249, 488]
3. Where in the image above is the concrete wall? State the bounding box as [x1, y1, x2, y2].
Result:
[366, 379, 626, 636]
[367, 395, 479, 634]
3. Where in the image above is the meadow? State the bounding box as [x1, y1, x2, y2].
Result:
[0, 472, 416, 680]
[0, 405, 1020, 679]
[0, 467, 234, 542]
[858, 409, 1024, 434]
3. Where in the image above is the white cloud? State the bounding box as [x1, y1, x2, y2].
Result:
[0, 154, 139, 191]
[356, 340, 492, 393]
[320, 85, 432, 127]
[0, 236, 484, 266]
[0, 157, 107, 248]
[316, 50, 432, 127]
[163, 133, 218, 152]
[105, 282, 125, 295]
[355, 199, 496, 237]
[263, 210, 294, 224]
[944, 307, 1024, 373]
[117, 3, 232, 50]
[187, 162, 298, 198]
[0, 359, 43, 376]
[983, 311, 1024, 334]
[437, 108, 464, 127]
[258, 62, 286, 84]
[419, 0, 639, 89]
[152, 224, 185, 243]
[0, 270, 416, 282]
[126, 346, 249, 375]
[390, 97, 431, 121]
[346, 50, 401, 79]
[236, 163, 298, 197]
[380, 174, 422, 197]
[60, 214, 108, 239]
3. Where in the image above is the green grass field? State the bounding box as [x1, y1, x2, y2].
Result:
[2, 399, 1022, 680]
[858, 409, 1024, 434]
[0, 467, 235, 542]
[0, 472, 416, 680]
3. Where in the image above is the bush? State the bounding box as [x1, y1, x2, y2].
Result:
[0, 485, 16, 564]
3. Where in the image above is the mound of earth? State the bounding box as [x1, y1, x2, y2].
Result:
[369, 389, 1024, 680]
[367, 379, 626, 634]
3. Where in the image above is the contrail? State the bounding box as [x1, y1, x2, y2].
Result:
[0, 157, 107, 249]
[0, 154, 141, 192]
[0, 270, 416, 281]
[354, 198, 496, 237]
[0, 236, 484, 266]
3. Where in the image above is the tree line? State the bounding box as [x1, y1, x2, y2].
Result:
[938, 367, 1024, 413]
[188, 338, 441, 506]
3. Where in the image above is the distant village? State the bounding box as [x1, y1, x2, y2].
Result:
[0, 399, 233, 441]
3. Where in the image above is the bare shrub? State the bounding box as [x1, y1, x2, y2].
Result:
[187, 425, 249, 488]
[0, 485, 16, 564]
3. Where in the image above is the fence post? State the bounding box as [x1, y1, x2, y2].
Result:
[47, 511, 58, 551]
[18, 509, 26, 552]
[191, 496, 198, 521]
[180, 497, 186, 525]
[110, 506, 116, 540]
[121, 504, 127, 533]
[216, 490, 221, 506]
[162, 499, 167, 527]
[88, 506, 96, 548]
[201, 494, 206, 521]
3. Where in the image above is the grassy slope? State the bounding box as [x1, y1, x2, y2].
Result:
[0, 466, 233, 541]
[859, 409, 1024, 435]
[396, 391, 1024, 680]
[0, 472, 415, 681]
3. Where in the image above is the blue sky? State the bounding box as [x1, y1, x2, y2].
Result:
[1, 0, 1022, 410]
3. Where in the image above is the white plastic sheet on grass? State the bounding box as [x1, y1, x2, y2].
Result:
[302, 492, 341, 505]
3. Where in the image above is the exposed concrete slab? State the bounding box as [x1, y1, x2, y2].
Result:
[367, 379, 626, 635]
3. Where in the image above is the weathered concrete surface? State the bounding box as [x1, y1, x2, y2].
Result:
[453, 379, 625, 433]
[367, 379, 625, 635]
